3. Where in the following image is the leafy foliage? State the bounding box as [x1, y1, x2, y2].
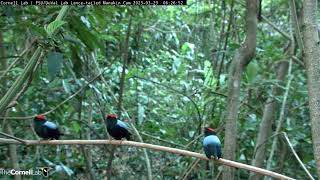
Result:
[0, 2, 315, 180]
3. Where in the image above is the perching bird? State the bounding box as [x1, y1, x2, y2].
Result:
[105, 114, 131, 140]
[33, 115, 63, 140]
[203, 127, 222, 159]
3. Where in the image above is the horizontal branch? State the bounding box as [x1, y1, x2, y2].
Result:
[0, 138, 295, 180]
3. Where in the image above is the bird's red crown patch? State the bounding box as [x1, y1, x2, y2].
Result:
[206, 127, 215, 132]
[35, 115, 45, 119]
[107, 114, 117, 119]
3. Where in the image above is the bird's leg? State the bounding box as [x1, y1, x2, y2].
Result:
[108, 136, 112, 141]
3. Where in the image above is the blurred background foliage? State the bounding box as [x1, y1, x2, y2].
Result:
[0, 1, 315, 179]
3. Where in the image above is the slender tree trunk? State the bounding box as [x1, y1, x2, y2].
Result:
[216, 0, 234, 90]
[0, 32, 21, 180]
[0, 32, 7, 90]
[222, 1, 258, 179]
[302, 0, 320, 177]
[277, 139, 288, 173]
[117, 17, 132, 115]
[5, 122, 21, 180]
[251, 1, 299, 177]
[107, 16, 134, 179]
[80, 97, 96, 180]
[249, 57, 289, 180]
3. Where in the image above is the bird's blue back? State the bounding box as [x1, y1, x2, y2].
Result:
[203, 135, 221, 146]
[203, 135, 222, 159]
[116, 120, 129, 129]
[44, 121, 58, 130]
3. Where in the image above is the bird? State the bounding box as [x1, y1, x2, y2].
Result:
[33, 115, 63, 140]
[105, 114, 131, 140]
[203, 127, 222, 159]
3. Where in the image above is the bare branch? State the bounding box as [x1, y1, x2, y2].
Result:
[282, 132, 314, 180]
[0, 132, 27, 144]
[0, 138, 295, 180]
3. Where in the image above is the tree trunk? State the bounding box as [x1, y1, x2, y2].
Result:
[222, 1, 258, 180]
[302, 0, 320, 177]
[0, 31, 21, 180]
[80, 97, 96, 180]
[249, 57, 289, 180]
[5, 123, 22, 180]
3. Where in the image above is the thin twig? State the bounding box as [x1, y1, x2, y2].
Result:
[235, 0, 291, 40]
[181, 158, 201, 180]
[289, 0, 304, 53]
[282, 132, 314, 180]
[0, 71, 105, 120]
[0, 132, 27, 144]
[265, 58, 293, 177]
[0, 39, 37, 81]
[152, 133, 203, 178]
[253, 132, 282, 157]
[132, 76, 203, 126]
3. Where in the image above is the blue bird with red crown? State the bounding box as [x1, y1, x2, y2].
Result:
[33, 115, 63, 140]
[203, 127, 222, 159]
[105, 114, 131, 140]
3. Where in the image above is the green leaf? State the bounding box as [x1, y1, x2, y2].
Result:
[59, 164, 74, 176]
[47, 52, 63, 79]
[172, 56, 181, 74]
[229, 42, 241, 49]
[72, 122, 81, 133]
[245, 61, 259, 84]
[44, 20, 66, 37]
[181, 42, 195, 55]
[204, 60, 216, 87]
[29, 24, 47, 37]
[70, 45, 82, 77]
[181, 42, 195, 60]
[138, 103, 145, 124]
[69, 16, 104, 52]
[62, 80, 71, 94]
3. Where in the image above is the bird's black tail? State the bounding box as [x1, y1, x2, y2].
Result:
[126, 133, 131, 141]
[54, 132, 64, 140]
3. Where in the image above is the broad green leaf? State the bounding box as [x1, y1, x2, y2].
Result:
[229, 42, 241, 49]
[181, 42, 195, 55]
[59, 164, 74, 176]
[204, 60, 216, 87]
[245, 61, 259, 84]
[69, 16, 104, 52]
[70, 45, 82, 77]
[100, 34, 117, 42]
[138, 103, 145, 124]
[62, 80, 71, 94]
[45, 20, 66, 37]
[29, 24, 47, 37]
[71, 121, 81, 133]
[172, 57, 181, 74]
[47, 52, 63, 79]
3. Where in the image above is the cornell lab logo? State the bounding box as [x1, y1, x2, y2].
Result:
[39, 167, 52, 177]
